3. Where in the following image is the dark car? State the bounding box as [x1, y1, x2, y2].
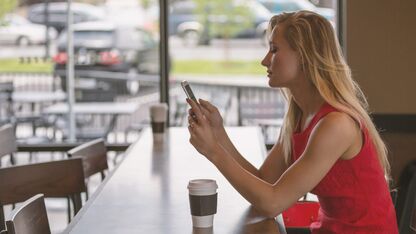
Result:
[53, 21, 159, 96]
[169, 0, 272, 46]
[27, 2, 105, 33]
[257, 0, 335, 26]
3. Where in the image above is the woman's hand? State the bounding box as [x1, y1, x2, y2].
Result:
[186, 98, 223, 161]
[188, 98, 225, 139]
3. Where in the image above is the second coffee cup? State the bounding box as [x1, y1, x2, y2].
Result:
[149, 103, 168, 142]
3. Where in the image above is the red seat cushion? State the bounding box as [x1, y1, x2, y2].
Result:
[282, 201, 320, 228]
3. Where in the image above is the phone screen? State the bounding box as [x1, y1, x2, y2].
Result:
[181, 80, 198, 103]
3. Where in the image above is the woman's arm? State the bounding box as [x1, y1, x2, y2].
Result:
[214, 126, 261, 177]
[194, 99, 288, 182]
[258, 141, 289, 184]
[214, 113, 358, 217]
[187, 98, 359, 217]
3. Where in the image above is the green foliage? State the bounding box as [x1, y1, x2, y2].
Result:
[0, 0, 17, 20]
[0, 59, 53, 73]
[193, 0, 254, 39]
[172, 59, 264, 75]
[0, 58, 264, 75]
[139, 0, 154, 9]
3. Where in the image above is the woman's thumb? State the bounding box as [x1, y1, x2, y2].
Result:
[199, 98, 212, 108]
[199, 98, 214, 111]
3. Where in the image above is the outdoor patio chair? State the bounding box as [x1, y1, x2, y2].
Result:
[0, 82, 15, 128]
[0, 124, 17, 166]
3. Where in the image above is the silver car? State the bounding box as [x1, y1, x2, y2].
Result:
[0, 14, 57, 46]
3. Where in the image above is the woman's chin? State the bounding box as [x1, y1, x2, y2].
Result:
[268, 79, 281, 88]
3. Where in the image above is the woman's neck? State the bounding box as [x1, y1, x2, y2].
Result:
[290, 81, 325, 117]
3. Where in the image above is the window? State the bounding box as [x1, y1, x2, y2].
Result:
[167, 0, 338, 145]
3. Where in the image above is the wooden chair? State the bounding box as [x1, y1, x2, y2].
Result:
[67, 138, 108, 199]
[0, 158, 86, 231]
[396, 162, 416, 234]
[411, 206, 416, 233]
[0, 124, 16, 167]
[4, 194, 51, 234]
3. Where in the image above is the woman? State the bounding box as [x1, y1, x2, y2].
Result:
[186, 11, 398, 233]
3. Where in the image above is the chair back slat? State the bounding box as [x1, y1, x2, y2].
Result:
[67, 138, 108, 179]
[0, 124, 17, 159]
[0, 158, 85, 231]
[0, 158, 86, 204]
[5, 194, 51, 234]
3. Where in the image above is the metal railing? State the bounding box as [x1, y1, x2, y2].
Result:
[1, 72, 285, 145]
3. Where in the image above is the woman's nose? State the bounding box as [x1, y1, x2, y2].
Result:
[261, 53, 270, 67]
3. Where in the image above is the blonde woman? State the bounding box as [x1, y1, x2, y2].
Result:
[186, 10, 398, 234]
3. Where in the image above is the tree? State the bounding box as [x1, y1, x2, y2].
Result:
[138, 0, 157, 9]
[193, 0, 254, 61]
[0, 0, 17, 20]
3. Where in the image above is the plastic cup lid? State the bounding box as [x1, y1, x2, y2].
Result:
[150, 103, 168, 110]
[187, 179, 218, 191]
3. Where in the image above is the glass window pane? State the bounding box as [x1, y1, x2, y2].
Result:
[0, 0, 160, 142]
[168, 0, 337, 146]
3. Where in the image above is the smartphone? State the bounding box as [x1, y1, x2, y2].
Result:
[181, 80, 198, 103]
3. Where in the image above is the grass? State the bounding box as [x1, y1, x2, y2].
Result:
[0, 58, 264, 75]
[0, 58, 53, 73]
[172, 59, 265, 75]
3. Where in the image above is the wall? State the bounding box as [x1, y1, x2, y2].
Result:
[346, 0, 416, 183]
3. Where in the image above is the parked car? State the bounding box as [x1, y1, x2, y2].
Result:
[257, 0, 335, 25]
[169, 0, 272, 46]
[53, 21, 160, 96]
[27, 2, 105, 33]
[0, 14, 57, 46]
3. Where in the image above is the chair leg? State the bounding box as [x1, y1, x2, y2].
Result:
[0, 206, 5, 232]
[71, 194, 83, 216]
[67, 196, 71, 223]
[9, 154, 15, 165]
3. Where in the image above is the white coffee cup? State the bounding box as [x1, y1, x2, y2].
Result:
[149, 103, 168, 142]
[187, 179, 218, 228]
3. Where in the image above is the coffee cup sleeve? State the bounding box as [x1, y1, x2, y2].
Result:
[189, 193, 218, 216]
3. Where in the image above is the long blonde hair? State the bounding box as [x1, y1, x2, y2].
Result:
[270, 11, 390, 180]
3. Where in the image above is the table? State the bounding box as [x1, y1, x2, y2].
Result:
[11, 91, 67, 135]
[64, 127, 286, 233]
[12, 91, 66, 104]
[44, 102, 139, 140]
[43, 102, 138, 115]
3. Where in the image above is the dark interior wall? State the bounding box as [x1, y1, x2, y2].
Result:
[345, 0, 416, 183]
[346, 0, 416, 114]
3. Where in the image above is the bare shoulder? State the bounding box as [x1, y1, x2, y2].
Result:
[315, 112, 360, 137]
[305, 112, 360, 161]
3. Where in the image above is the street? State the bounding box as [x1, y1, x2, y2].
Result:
[0, 36, 267, 61]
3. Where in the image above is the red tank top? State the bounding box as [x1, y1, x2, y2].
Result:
[291, 103, 398, 234]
